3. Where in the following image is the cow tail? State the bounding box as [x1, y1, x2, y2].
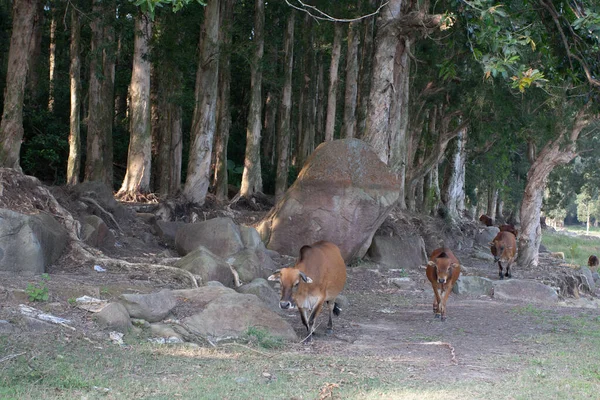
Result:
[333, 302, 342, 316]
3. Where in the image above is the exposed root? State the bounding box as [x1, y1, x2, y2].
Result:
[80, 196, 122, 233]
[115, 192, 160, 204]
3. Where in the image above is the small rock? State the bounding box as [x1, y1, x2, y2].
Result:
[453, 276, 494, 296]
[388, 277, 417, 290]
[149, 323, 184, 342]
[95, 302, 132, 331]
[121, 289, 177, 323]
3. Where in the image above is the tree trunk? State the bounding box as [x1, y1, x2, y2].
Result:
[441, 126, 467, 218]
[85, 0, 116, 187]
[356, 13, 375, 138]
[517, 106, 594, 268]
[487, 186, 498, 220]
[117, 13, 153, 199]
[48, 11, 57, 112]
[182, 0, 221, 204]
[0, 0, 39, 170]
[297, 15, 315, 168]
[315, 57, 325, 144]
[342, 20, 359, 139]
[324, 23, 343, 142]
[66, 7, 81, 186]
[239, 0, 265, 198]
[275, 11, 295, 201]
[213, 0, 234, 202]
[26, 1, 44, 102]
[262, 91, 277, 168]
[496, 198, 504, 221]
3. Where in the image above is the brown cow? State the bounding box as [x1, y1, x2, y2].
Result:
[499, 224, 518, 238]
[479, 214, 493, 226]
[588, 255, 599, 268]
[268, 241, 347, 342]
[490, 231, 517, 279]
[426, 248, 461, 321]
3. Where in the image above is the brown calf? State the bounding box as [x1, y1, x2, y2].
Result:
[426, 248, 461, 321]
[499, 224, 518, 238]
[588, 255, 599, 268]
[490, 231, 517, 279]
[268, 241, 347, 342]
[479, 214, 493, 226]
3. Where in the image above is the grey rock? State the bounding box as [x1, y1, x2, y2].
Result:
[155, 220, 186, 246]
[175, 217, 244, 257]
[227, 249, 277, 283]
[578, 266, 595, 292]
[22, 316, 55, 332]
[453, 276, 494, 296]
[81, 215, 115, 248]
[593, 272, 600, 283]
[388, 277, 417, 290]
[474, 227, 500, 246]
[472, 249, 495, 262]
[368, 235, 427, 269]
[174, 246, 235, 287]
[170, 286, 237, 309]
[493, 279, 559, 304]
[0, 320, 20, 334]
[0, 208, 68, 274]
[238, 225, 265, 251]
[121, 289, 177, 322]
[95, 302, 132, 331]
[237, 278, 281, 311]
[183, 292, 297, 342]
[149, 323, 184, 342]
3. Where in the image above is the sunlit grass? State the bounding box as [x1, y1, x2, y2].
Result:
[541, 229, 600, 267]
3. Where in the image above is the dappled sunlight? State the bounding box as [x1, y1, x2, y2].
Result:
[146, 344, 241, 360]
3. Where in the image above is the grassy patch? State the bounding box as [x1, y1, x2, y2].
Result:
[542, 230, 600, 267]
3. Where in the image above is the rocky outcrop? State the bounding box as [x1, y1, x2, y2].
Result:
[257, 139, 400, 260]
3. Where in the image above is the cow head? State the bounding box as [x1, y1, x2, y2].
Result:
[268, 267, 313, 309]
[427, 252, 457, 284]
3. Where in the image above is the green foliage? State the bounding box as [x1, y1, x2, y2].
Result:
[542, 230, 600, 267]
[243, 326, 284, 349]
[132, 0, 206, 18]
[25, 273, 50, 302]
[227, 159, 244, 187]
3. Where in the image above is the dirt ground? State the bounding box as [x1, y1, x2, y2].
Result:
[1, 190, 598, 385]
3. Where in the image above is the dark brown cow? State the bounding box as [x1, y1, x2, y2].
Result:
[268, 241, 347, 342]
[499, 224, 518, 238]
[426, 248, 461, 321]
[588, 255, 599, 268]
[479, 214, 493, 226]
[490, 231, 517, 279]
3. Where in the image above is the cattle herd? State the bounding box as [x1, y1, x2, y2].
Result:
[270, 215, 598, 342]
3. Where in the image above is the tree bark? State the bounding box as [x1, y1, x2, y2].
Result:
[26, 1, 44, 102]
[182, 0, 221, 204]
[297, 15, 315, 168]
[356, 13, 375, 138]
[117, 13, 153, 200]
[517, 106, 595, 268]
[442, 126, 467, 218]
[262, 91, 277, 167]
[66, 7, 81, 186]
[325, 23, 343, 142]
[0, 0, 39, 170]
[213, 0, 234, 202]
[487, 186, 498, 220]
[239, 0, 265, 198]
[342, 20, 359, 139]
[275, 11, 295, 201]
[85, 0, 116, 187]
[48, 11, 57, 112]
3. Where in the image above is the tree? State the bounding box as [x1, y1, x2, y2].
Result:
[117, 12, 153, 200]
[66, 6, 81, 186]
[0, 0, 40, 170]
[182, 0, 221, 204]
[324, 23, 342, 142]
[238, 0, 265, 198]
[341, 20, 359, 139]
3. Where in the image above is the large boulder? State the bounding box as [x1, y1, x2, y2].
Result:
[0, 209, 68, 274]
[237, 278, 281, 311]
[257, 139, 400, 260]
[226, 249, 277, 283]
[81, 214, 115, 249]
[120, 289, 178, 322]
[175, 217, 244, 257]
[492, 279, 559, 304]
[453, 276, 494, 296]
[183, 292, 297, 342]
[367, 235, 427, 269]
[174, 246, 236, 287]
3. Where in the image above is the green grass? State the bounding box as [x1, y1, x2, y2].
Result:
[542, 229, 600, 267]
[3, 313, 600, 400]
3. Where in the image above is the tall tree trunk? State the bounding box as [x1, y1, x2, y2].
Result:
[324, 23, 343, 142]
[0, 0, 39, 170]
[496, 197, 504, 221]
[182, 0, 221, 204]
[341, 20, 359, 139]
[517, 106, 594, 268]
[85, 0, 116, 187]
[48, 11, 57, 112]
[487, 186, 498, 219]
[117, 13, 152, 199]
[356, 13, 375, 138]
[66, 7, 81, 186]
[213, 0, 234, 202]
[315, 57, 325, 144]
[442, 126, 467, 218]
[155, 80, 183, 198]
[26, 1, 44, 102]
[297, 15, 314, 168]
[275, 11, 295, 201]
[239, 0, 265, 198]
[262, 91, 277, 167]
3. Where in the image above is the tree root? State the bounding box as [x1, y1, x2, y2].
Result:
[80, 196, 123, 233]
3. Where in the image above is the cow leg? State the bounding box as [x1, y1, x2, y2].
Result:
[299, 307, 310, 334]
[505, 261, 512, 279]
[325, 301, 335, 334]
[432, 284, 441, 318]
[439, 285, 453, 321]
[498, 261, 504, 280]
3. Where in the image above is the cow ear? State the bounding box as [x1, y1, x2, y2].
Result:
[299, 272, 313, 283]
[488, 242, 494, 246]
[427, 261, 436, 268]
[268, 270, 281, 282]
[299, 245, 312, 260]
[450, 262, 459, 269]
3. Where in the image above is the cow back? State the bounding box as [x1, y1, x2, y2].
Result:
[297, 241, 347, 301]
[492, 231, 516, 259]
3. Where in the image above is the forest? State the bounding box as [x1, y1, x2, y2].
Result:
[0, 0, 599, 269]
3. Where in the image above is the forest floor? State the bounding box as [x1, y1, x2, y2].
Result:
[1, 197, 600, 399]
